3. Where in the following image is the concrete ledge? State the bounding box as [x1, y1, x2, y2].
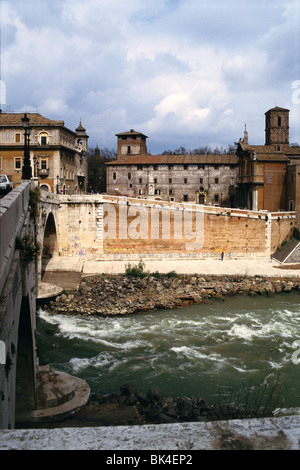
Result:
[37, 282, 63, 299]
[16, 368, 90, 425]
[1, 415, 300, 450]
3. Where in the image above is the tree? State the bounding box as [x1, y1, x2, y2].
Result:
[88, 146, 116, 193]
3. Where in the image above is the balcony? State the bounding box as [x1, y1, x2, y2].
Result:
[38, 168, 49, 177]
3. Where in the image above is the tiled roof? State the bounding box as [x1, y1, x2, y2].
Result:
[106, 154, 238, 165]
[0, 112, 65, 127]
[265, 106, 290, 113]
[238, 142, 299, 161]
[115, 129, 148, 138]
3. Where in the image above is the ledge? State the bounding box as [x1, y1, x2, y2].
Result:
[1, 415, 300, 450]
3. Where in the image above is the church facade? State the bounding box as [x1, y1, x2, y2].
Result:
[237, 106, 300, 212]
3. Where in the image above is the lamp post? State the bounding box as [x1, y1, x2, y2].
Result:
[21, 113, 32, 180]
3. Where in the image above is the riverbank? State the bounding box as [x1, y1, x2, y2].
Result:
[20, 380, 286, 430]
[42, 272, 300, 317]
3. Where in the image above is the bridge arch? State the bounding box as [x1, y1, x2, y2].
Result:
[40, 212, 59, 280]
[15, 297, 36, 422]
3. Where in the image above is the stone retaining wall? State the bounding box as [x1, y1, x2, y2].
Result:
[57, 195, 296, 258]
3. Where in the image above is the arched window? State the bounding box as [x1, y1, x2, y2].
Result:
[39, 132, 49, 145]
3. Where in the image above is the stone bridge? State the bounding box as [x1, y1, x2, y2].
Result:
[0, 183, 89, 429]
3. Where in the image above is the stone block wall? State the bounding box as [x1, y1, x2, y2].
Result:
[56, 195, 296, 259]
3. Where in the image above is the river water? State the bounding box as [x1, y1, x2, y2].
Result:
[37, 292, 300, 413]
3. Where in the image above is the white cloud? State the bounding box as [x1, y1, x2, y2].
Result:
[1, 0, 299, 152]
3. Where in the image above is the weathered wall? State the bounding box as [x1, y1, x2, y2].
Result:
[57, 195, 296, 259]
[0, 182, 37, 429]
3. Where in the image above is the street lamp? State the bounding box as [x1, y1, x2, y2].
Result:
[21, 113, 32, 180]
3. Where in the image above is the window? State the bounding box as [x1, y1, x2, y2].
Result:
[214, 194, 219, 203]
[15, 133, 21, 143]
[184, 178, 187, 184]
[154, 189, 160, 195]
[183, 194, 188, 202]
[14, 157, 21, 170]
[169, 189, 173, 195]
[138, 189, 143, 195]
[137, 165, 143, 170]
[113, 172, 117, 180]
[266, 174, 272, 184]
[128, 173, 131, 180]
[40, 158, 48, 170]
[168, 164, 173, 170]
[230, 178, 234, 186]
[153, 165, 158, 171]
[154, 178, 158, 184]
[169, 178, 172, 184]
[139, 177, 143, 184]
[278, 116, 282, 127]
[184, 164, 188, 170]
[39, 132, 48, 145]
[215, 177, 219, 184]
[200, 177, 203, 184]
[127, 146, 131, 154]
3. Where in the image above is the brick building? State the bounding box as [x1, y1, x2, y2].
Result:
[107, 130, 238, 206]
[0, 112, 88, 193]
[237, 106, 300, 212]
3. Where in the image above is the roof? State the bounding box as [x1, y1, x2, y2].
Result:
[265, 106, 290, 114]
[238, 141, 299, 162]
[106, 154, 239, 165]
[115, 129, 148, 138]
[0, 112, 65, 128]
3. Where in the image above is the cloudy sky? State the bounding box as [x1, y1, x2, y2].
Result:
[1, 0, 300, 153]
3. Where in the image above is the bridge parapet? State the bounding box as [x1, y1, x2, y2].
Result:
[0, 182, 38, 428]
[0, 182, 32, 296]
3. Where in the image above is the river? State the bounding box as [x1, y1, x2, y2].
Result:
[36, 292, 300, 413]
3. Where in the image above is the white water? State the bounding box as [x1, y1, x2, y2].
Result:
[37, 293, 300, 409]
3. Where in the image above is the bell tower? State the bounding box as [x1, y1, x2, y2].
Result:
[265, 106, 289, 146]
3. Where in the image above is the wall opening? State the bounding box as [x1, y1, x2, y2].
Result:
[41, 212, 58, 278]
[15, 297, 36, 419]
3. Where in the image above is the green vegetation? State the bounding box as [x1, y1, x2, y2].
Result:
[29, 186, 41, 219]
[217, 373, 286, 419]
[125, 260, 178, 279]
[16, 231, 41, 267]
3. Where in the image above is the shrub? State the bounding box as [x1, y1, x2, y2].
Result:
[125, 260, 148, 278]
